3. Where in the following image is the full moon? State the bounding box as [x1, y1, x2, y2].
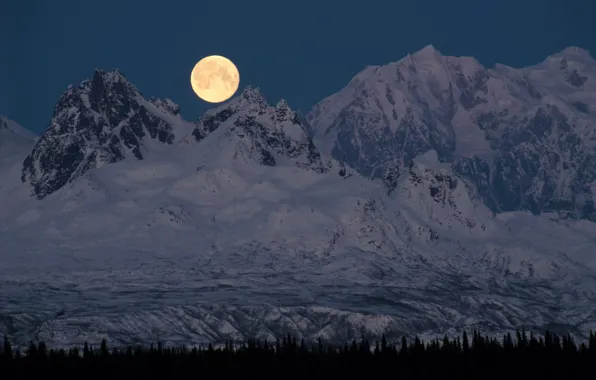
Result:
[190, 55, 240, 103]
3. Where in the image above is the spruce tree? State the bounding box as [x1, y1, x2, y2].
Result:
[100, 339, 109, 357]
[545, 330, 553, 350]
[3, 335, 11, 359]
[400, 336, 408, 356]
[37, 341, 47, 359]
[27, 341, 37, 357]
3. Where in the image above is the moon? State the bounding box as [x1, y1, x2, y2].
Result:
[190, 55, 240, 103]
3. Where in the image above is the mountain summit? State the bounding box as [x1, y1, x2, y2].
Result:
[189, 86, 331, 174]
[2, 47, 596, 348]
[308, 45, 596, 220]
[21, 69, 191, 199]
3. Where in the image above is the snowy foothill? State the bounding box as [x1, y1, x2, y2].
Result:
[1, 46, 596, 348]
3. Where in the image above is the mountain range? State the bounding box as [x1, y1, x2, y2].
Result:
[1, 45, 596, 349]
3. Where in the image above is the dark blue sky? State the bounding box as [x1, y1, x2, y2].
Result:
[2, 0, 594, 133]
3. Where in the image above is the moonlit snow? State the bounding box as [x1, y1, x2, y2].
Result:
[1, 46, 596, 349]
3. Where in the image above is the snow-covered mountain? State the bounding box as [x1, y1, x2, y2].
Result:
[187, 86, 332, 175]
[308, 45, 596, 220]
[2, 50, 596, 350]
[21, 69, 195, 200]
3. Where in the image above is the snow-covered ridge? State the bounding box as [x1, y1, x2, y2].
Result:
[187, 86, 335, 175]
[0, 116, 37, 220]
[2, 46, 596, 348]
[0, 116, 38, 142]
[20, 69, 195, 199]
[552, 46, 594, 60]
[0, 116, 37, 166]
[3, 121, 596, 346]
[307, 45, 596, 220]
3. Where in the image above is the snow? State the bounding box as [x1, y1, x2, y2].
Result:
[308, 45, 596, 164]
[3, 115, 596, 348]
[2, 48, 596, 348]
[450, 106, 494, 161]
[0, 116, 38, 214]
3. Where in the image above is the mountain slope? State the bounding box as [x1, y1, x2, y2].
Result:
[0, 115, 37, 161]
[3, 141, 596, 348]
[2, 57, 596, 348]
[188, 86, 332, 174]
[307, 46, 596, 220]
[21, 69, 194, 199]
[0, 116, 37, 211]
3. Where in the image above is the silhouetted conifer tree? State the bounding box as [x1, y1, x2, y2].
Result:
[100, 339, 109, 357]
[27, 341, 37, 357]
[400, 336, 408, 356]
[2, 335, 11, 359]
[2, 329, 596, 378]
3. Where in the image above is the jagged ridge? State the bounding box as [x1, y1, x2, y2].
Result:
[190, 86, 331, 173]
[20, 69, 183, 199]
[308, 45, 596, 220]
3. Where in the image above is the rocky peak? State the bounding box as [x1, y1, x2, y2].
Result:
[275, 98, 290, 112]
[239, 86, 268, 111]
[409, 44, 444, 63]
[92, 68, 128, 83]
[274, 98, 299, 124]
[21, 69, 180, 199]
[554, 46, 594, 61]
[191, 88, 330, 173]
[85, 69, 140, 106]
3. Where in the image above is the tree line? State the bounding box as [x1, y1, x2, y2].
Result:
[2, 329, 596, 378]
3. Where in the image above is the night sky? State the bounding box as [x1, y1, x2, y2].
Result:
[2, 0, 594, 134]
